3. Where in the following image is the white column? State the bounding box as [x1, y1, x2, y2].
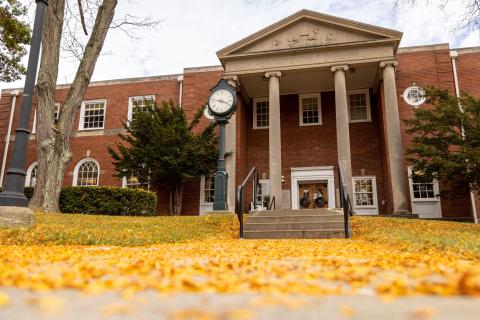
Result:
[380, 61, 409, 213]
[265, 71, 282, 208]
[331, 65, 353, 199]
[224, 76, 237, 212]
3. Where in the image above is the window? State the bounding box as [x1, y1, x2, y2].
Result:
[299, 93, 321, 125]
[253, 97, 269, 129]
[353, 177, 377, 208]
[403, 86, 426, 107]
[25, 161, 38, 187]
[123, 174, 149, 190]
[79, 100, 106, 130]
[411, 174, 436, 199]
[73, 158, 99, 186]
[256, 179, 270, 208]
[202, 175, 215, 203]
[348, 89, 371, 123]
[32, 103, 61, 134]
[128, 95, 155, 122]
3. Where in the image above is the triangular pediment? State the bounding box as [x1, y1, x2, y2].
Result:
[217, 10, 402, 58]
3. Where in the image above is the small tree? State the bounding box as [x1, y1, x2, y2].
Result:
[108, 100, 218, 215]
[405, 88, 480, 192]
[0, 0, 31, 82]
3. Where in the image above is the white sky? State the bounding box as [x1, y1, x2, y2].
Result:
[2, 0, 480, 89]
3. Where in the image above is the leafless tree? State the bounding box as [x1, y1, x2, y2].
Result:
[395, 0, 480, 33]
[30, 0, 161, 212]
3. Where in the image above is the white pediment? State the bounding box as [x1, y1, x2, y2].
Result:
[218, 10, 402, 58]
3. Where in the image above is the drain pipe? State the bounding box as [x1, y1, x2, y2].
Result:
[0, 90, 20, 187]
[450, 50, 478, 224]
[177, 75, 184, 108]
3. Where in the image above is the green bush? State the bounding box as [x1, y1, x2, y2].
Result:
[59, 187, 157, 216]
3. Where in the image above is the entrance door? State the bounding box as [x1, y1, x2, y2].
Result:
[298, 182, 328, 209]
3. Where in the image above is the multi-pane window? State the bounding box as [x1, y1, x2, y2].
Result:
[124, 175, 149, 190]
[348, 89, 371, 122]
[353, 177, 376, 207]
[203, 175, 215, 203]
[26, 162, 38, 188]
[299, 93, 321, 125]
[128, 95, 155, 121]
[80, 100, 106, 130]
[412, 175, 435, 199]
[75, 159, 99, 186]
[253, 98, 269, 129]
[53, 103, 60, 124]
[256, 180, 270, 208]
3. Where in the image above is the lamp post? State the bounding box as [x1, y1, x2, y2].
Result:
[0, 0, 48, 218]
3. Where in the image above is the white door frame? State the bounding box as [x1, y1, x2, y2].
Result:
[291, 166, 335, 209]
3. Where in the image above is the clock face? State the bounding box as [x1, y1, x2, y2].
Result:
[208, 89, 234, 115]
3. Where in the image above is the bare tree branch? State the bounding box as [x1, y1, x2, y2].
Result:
[77, 0, 88, 35]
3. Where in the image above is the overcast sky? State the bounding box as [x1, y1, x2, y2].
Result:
[2, 0, 479, 90]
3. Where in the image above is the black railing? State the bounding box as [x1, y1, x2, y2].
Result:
[338, 162, 354, 238]
[268, 195, 276, 211]
[235, 167, 259, 239]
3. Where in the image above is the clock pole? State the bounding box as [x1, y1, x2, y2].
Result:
[213, 116, 228, 211]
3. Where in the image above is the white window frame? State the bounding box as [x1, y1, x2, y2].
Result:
[347, 89, 371, 123]
[253, 97, 269, 129]
[407, 166, 440, 202]
[72, 158, 100, 186]
[25, 161, 38, 187]
[200, 175, 215, 204]
[256, 179, 270, 209]
[122, 175, 150, 190]
[298, 93, 322, 126]
[32, 103, 60, 134]
[127, 95, 156, 122]
[352, 176, 378, 215]
[79, 99, 107, 131]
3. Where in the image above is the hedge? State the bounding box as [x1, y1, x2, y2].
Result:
[0, 186, 157, 216]
[60, 187, 157, 216]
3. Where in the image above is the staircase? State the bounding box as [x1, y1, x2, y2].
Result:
[243, 208, 351, 239]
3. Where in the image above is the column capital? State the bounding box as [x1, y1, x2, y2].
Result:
[330, 65, 349, 72]
[380, 60, 399, 68]
[265, 71, 282, 78]
[222, 75, 238, 88]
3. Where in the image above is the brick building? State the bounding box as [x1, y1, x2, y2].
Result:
[0, 10, 478, 220]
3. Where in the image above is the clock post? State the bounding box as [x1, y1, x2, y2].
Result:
[207, 79, 237, 211]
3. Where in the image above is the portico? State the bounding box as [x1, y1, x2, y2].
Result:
[218, 9, 410, 214]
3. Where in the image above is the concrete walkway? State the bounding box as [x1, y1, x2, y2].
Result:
[0, 288, 479, 319]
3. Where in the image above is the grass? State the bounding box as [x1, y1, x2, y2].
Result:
[0, 213, 238, 246]
[0, 213, 478, 255]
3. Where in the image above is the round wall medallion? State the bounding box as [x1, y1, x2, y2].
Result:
[403, 86, 426, 106]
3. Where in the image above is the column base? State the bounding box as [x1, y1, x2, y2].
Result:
[0, 206, 35, 228]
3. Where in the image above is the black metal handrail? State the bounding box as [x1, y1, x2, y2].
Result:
[338, 162, 354, 238]
[268, 196, 276, 211]
[235, 167, 259, 239]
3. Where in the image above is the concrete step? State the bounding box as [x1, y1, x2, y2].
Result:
[244, 221, 345, 231]
[246, 214, 344, 224]
[243, 229, 349, 239]
[251, 208, 343, 216]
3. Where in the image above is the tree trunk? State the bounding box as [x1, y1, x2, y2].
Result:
[30, 0, 118, 212]
[169, 183, 184, 215]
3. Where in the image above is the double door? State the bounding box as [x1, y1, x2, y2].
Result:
[298, 182, 328, 209]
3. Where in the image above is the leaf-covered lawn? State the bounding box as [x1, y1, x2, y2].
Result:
[0, 213, 479, 297]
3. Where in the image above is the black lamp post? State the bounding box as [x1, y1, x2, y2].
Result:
[0, 0, 49, 207]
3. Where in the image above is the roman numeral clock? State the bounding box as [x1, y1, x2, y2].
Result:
[207, 79, 238, 211]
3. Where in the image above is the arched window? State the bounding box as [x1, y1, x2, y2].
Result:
[73, 158, 99, 186]
[25, 161, 38, 187]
